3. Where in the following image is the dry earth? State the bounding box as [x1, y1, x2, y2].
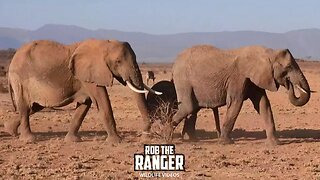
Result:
[0, 62, 319, 179]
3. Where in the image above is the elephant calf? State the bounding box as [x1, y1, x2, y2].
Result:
[7, 39, 161, 142]
[163, 45, 310, 145]
[147, 80, 220, 140]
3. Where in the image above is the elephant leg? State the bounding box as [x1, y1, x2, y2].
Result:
[5, 83, 21, 136]
[134, 92, 150, 133]
[248, 88, 280, 145]
[18, 102, 35, 142]
[5, 103, 20, 136]
[171, 85, 195, 127]
[181, 108, 220, 140]
[219, 99, 243, 144]
[4, 118, 20, 137]
[65, 100, 92, 142]
[212, 108, 221, 138]
[181, 112, 198, 140]
[165, 94, 195, 141]
[94, 87, 121, 143]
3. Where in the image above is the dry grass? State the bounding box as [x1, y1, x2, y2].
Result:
[150, 99, 176, 122]
[149, 99, 177, 138]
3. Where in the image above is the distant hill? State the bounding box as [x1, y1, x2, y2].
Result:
[1, 24, 320, 62]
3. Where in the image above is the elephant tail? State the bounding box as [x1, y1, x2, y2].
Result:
[8, 79, 17, 111]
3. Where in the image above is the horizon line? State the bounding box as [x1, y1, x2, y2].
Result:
[1, 23, 319, 35]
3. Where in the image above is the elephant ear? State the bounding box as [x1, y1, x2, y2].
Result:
[238, 55, 278, 92]
[68, 43, 113, 87]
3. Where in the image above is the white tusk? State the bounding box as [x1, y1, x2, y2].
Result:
[295, 85, 308, 94]
[126, 81, 148, 94]
[143, 84, 163, 95]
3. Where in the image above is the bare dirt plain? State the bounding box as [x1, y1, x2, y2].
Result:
[0, 62, 319, 179]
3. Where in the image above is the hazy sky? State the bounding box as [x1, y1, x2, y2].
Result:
[0, 0, 319, 34]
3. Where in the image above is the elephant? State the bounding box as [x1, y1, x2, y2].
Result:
[0, 66, 6, 77]
[162, 45, 310, 145]
[6, 39, 161, 142]
[147, 80, 177, 121]
[147, 80, 220, 140]
[145, 71, 156, 85]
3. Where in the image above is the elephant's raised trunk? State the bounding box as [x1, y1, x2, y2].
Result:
[287, 75, 310, 107]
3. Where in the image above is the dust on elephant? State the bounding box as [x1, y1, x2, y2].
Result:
[163, 45, 310, 145]
[146, 80, 220, 140]
[7, 39, 161, 142]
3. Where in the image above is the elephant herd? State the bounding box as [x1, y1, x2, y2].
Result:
[5, 39, 311, 146]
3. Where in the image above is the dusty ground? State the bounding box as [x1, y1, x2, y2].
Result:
[0, 62, 319, 179]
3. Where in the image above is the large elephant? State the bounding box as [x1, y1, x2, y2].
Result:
[147, 80, 220, 140]
[162, 45, 310, 145]
[7, 39, 161, 142]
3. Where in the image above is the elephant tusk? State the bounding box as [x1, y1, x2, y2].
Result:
[126, 81, 149, 94]
[143, 84, 163, 95]
[295, 84, 308, 94]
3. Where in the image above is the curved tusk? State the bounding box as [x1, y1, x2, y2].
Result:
[126, 81, 148, 94]
[295, 84, 308, 94]
[143, 84, 163, 95]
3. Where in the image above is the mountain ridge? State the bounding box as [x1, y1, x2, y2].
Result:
[1, 24, 320, 62]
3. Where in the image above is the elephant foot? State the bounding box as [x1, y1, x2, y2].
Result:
[106, 135, 122, 143]
[218, 137, 234, 145]
[19, 133, 36, 143]
[266, 138, 282, 146]
[216, 131, 221, 138]
[4, 121, 19, 136]
[182, 132, 198, 141]
[64, 133, 82, 142]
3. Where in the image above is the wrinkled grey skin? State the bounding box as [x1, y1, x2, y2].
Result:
[7, 39, 150, 142]
[147, 80, 220, 140]
[163, 45, 310, 145]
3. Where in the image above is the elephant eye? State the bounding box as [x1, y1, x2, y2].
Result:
[115, 59, 121, 64]
[281, 61, 292, 69]
[280, 71, 287, 77]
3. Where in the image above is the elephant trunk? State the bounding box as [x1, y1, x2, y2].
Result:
[128, 67, 151, 132]
[287, 73, 310, 107]
[134, 92, 151, 131]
